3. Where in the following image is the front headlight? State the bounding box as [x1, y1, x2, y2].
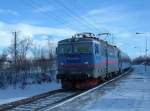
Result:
[84, 62, 89, 64]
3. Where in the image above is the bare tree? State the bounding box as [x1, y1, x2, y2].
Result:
[16, 37, 32, 71]
[8, 33, 32, 72]
[47, 39, 53, 59]
[0, 51, 7, 69]
[0, 32, 57, 89]
[47, 39, 56, 68]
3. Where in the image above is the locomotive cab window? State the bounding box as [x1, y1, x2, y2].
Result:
[74, 43, 91, 53]
[58, 44, 72, 54]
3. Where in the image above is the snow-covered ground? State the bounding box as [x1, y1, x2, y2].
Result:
[51, 65, 150, 111]
[0, 82, 61, 105]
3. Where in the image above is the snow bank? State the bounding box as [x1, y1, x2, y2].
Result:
[0, 82, 61, 105]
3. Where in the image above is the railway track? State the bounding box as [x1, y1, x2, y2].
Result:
[9, 91, 82, 111]
[0, 69, 133, 111]
[0, 89, 82, 111]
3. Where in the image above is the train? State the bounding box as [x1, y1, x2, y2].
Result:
[57, 32, 131, 89]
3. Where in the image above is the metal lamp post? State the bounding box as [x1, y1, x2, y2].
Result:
[136, 32, 148, 72]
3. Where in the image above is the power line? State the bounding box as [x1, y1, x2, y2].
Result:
[23, 0, 111, 35]
[23, 0, 76, 30]
[67, 0, 110, 33]
[24, 0, 99, 33]
[49, 0, 98, 32]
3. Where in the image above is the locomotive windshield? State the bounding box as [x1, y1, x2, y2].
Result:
[58, 44, 72, 54]
[74, 43, 91, 53]
[58, 43, 92, 54]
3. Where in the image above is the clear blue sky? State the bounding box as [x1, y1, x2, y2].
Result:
[0, 0, 150, 58]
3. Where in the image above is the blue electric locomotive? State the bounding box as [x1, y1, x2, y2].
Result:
[57, 32, 131, 89]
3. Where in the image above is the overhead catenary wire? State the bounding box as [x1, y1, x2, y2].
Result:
[23, 0, 77, 31]
[48, 0, 99, 32]
[23, 0, 113, 39]
[66, 0, 111, 33]
[23, 0, 96, 33]
[58, 0, 114, 43]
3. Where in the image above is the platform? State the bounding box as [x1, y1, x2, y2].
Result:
[51, 65, 150, 111]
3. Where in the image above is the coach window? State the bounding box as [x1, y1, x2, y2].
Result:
[95, 44, 99, 54]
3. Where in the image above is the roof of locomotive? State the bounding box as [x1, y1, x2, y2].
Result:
[59, 32, 105, 44]
[58, 32, 120, 50]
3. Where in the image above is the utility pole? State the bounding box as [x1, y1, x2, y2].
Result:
[12, 31, 18, 69]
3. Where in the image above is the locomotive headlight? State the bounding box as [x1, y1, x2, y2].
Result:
[84, 62, 89, 64]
